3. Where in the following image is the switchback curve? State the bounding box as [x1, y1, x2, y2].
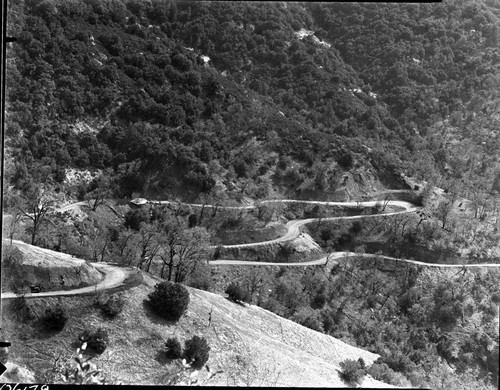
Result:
[2, 262, 140, 299]
[2, 241, 140, 299]
[147, 198, 499, 269]
[4, 195, 498, 303]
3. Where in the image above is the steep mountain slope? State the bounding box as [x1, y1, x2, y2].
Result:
[2, 271, 392, 387]
[308, 0, 500, 192]
[3, 1, 499, 388]
[5, 0, 425, 204]
[5, 0, 500, 203]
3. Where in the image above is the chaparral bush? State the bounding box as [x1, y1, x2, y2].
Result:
[339, 358, 366, 385]
[79, 328, 109, 354]
[147, 281, 190, 321]
[165, 337, 182, 359]
[42, 303, 69, 331]
[183, 336, 210, 369]
[225, 282, 250, 303]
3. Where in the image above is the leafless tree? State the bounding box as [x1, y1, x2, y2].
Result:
[242, 267, 270, 303]
[84, 174, 114, 211]
[158, 221, 210, 282]
[435, 199, 455, 230]
[4, 211, 22, 244]
[136, 223, 161, 272]
[14, 186, 54, 245]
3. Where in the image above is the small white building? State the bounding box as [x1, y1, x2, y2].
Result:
[130, 198, 148, 207]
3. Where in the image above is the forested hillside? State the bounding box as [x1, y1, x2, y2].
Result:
[6, 0, 499, 204]
[309, 0, 500, 203]
[3, 1, 500, 388]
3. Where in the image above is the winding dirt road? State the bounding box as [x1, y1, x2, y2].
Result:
[56, 201, 87, 213]
[148, 197, 500, 267]
[180, 198, 498, 268]
[216, 200, 418, 249]
[149, 198, 419, 248]
[148, 198, 414, 211]
[2, 261, 137, 299]
[2, 240, 139, 299]
[52, 196, 500, 268]
[210, 252, 500, 268]
[3, 194, 498, 301]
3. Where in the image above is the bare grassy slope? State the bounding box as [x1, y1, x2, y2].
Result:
[84, 273, 390, 387]
[3, 272, 392, 387]
[186, 285, 387, 387]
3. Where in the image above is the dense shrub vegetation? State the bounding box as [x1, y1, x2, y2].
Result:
[5, 0, 499, 269]
[183, 336, 210, 369]
[339, 358, 366, 386]
[225, 282, 250, 303]
[95, 293, 126, 318]
[79, 328, 109, 354]
[42, 303, 69, 331]
[165, 337, 182, 360]
[7, 0, 499, 207]
[147, 281, 190, 321]
[217, 262, 500, 388]
[2, 245, 25, 292]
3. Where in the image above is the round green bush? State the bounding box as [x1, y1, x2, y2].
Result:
[339, 359, 365, 385]
[124, 208, 150, 231]
[101, 294, 125, 317]
[148, 281, 190, 321]
[79, 328, 109, 354]
[183, 336, 210, 369]
[165, 337, 182, 359]
[225, 282, 250, 303]
[368, 362, 401, 386]
[43, 304, 69, 331]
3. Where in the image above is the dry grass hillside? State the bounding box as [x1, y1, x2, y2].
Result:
[2, 267, 394, 387]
